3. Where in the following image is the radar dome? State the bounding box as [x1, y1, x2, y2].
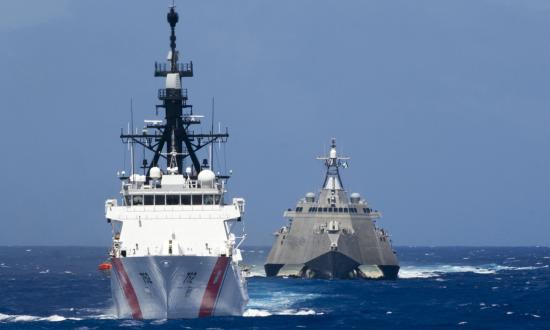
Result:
[350, 192, 361, 203]
[330, 148, 337, 159]
[198, 169, 216, 187]
[150, 166, 162, 179]
[305, 192, 315, 203]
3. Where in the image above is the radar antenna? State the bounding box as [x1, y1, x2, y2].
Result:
[120, 6, 230, 179]
[317, 138, 350, 190]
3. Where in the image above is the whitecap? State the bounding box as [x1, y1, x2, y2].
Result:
[244, 265, 266, 278]
[278, 309, 321, 316]
[399, 262, 546, 279]
[0, 313, 81, 322]
[119, 320, 144, 327]
[151, 318, 167, 325]
[39, 269, 50, 274]
[243, 309, 272, 317]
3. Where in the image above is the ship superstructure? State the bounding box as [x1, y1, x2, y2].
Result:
[265, 139, 399, 279]
[104, 6, 248, 319]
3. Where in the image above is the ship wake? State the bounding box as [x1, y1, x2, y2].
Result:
[399, 263, 548, 279]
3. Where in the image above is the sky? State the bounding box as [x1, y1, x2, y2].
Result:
[0, 0, 549, 246]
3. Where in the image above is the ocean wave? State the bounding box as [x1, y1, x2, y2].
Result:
[0, 313, 82, 323]
[244, 308, 322, 317]
[244, 265, 266, 278]
[246, 270, 266, 278]
[399, 264, 547, 279]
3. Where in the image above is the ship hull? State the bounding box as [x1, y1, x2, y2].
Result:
[265, 251, 399, 280]
[110, 255, 248, 319]
[264, 213, 400, 280]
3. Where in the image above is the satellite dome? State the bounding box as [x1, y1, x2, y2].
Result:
[350, 193, 361, 203]
[198, 169, 216, 187]
[305, 192, 315, 202]
[150, 166, 162, 180]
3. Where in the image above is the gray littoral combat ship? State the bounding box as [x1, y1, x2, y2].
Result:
[265, 139, 399, 279]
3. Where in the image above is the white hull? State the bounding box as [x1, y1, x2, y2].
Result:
[110, 256, 248, 319]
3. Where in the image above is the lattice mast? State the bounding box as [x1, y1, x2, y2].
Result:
[120, 6, 228, 178]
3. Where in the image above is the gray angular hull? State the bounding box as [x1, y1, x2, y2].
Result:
[264, 213, 399, 280]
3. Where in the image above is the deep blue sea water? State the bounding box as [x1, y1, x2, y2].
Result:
[0, 246, 548, 329]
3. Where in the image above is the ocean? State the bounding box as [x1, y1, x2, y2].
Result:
[0, 246, 548, 329]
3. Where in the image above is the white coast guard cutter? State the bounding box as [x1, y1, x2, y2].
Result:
[104, 6, 248, 319]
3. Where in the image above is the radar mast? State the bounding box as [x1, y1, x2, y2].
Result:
[120, 6, 229, 179]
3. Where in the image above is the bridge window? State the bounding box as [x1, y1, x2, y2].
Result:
[166, 195, 179, 205]
[155, 195, 165, 205]
[181, 195, 191, 205]
[144, 195, 154, 205]
[214, 195, 222, 205]
[338, 207, 343, 213]
[192, 195, 202, 205]
[124, 196, 131, 206]
[203, 195, 214, 205]
[344, 208, 349, 213]
[132, 195, 143, 206]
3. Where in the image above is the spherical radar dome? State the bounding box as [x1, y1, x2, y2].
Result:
[150, 166, 162, 179]
[198, 169, 216, 186]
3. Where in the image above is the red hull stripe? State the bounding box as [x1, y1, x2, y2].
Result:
[198, 256, 230, 317]
[112, 258, 143, 319]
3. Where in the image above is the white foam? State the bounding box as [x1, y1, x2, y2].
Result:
[151, 319, 167, 325]
[246, 270, 266, 278]
[0, 313, 81, 323]
[398, 268, 438, 279]
[248, 291, 321, 310]
[398, 263, 546, 279]
[243, 309, 272, 317]
[243, 309, 322, 317]
[279, 309, 321, 316]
